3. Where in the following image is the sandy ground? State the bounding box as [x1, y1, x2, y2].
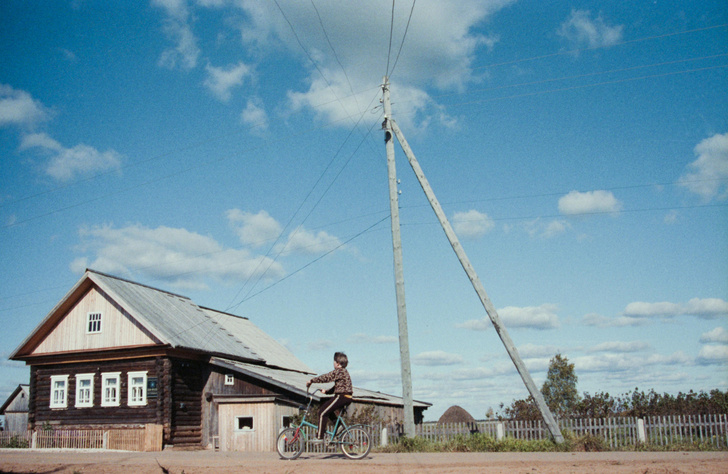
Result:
[1, 449, 727, 474]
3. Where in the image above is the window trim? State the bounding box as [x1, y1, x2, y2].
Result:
[75, 373, 95, 408]
[101, 372, 121, 407]
[50, 375, 69, 409]
[86, 312, 103, 334]
[127, 371, 148, 406]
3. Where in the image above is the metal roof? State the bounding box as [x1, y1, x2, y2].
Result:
[211, 358, 431, 408]
[89, 271, 265, 363]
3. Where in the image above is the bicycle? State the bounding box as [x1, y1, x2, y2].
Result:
[276, 389, 371, 460]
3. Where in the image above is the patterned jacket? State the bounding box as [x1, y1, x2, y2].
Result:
[310, 367, 353, 395]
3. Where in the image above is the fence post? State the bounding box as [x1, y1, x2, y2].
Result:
[31, 430, 37, 449]
[381, 426, 388, 447]
[636, 419, 646, 443]
[103, 431, 109, 450]
[496, 422, 505, 441]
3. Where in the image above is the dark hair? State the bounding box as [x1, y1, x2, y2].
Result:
[334, 352, 348, 368]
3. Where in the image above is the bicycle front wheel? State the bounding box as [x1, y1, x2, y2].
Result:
[340, 426, 371, 460]
[276, 427, 304, 460]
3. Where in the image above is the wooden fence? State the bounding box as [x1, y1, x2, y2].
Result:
[388, 414, 728, 449]
[0, 425, 162, 451]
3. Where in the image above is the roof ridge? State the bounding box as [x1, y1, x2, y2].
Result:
[86, 268, 191, 301]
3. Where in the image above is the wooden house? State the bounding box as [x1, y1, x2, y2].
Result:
[0, 384, 29, 434]
[9, 270, 429, 451]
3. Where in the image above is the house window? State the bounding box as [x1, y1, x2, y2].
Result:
[50, 375, 69, 409]
[128, 371, 148, 406]
[224, 374, 234, 385]
[235, 416, 254, 431]
[75, 373, 94, 408]
[101, 372, 120, 407]
[282, 416, 293, 429]
[87, 312, 102, 334]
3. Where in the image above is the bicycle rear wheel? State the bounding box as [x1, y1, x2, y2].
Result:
[340, 426, 371, 460]
[276, 427, 304, 460]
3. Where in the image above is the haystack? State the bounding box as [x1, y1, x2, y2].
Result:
[437, 405, 476, 424]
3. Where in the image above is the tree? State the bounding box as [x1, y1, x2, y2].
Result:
[541, 353, 580, 418]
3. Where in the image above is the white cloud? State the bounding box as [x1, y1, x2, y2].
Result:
[241, 97, 269, 133]
[582, 312, 648, 327]
[452, 209, 494, 239]
[588, 341, 650, 353]
[522, 218, 571, 239]
[517, 343, 559, 358]
[226, 209, 281, 247]
[558, 190, 622, 216]
[458, 303, 560, 331]
[236, 0, 513, 129]
[348, 333, 397, 344]
[307, 339, 333, 351]
[700, 327, 728, 343]
[276, 226, 344, 256]
[20, 132, 123, 182]
[679, 132, 728, 201]
[413, 350, 464, 367]
[73, 222, 285, 289]
[153, 0, 200, 70]
[557, 9, 624, 49]
[573, 351, 690, 373]
[697, 345, 728, 365]
[0, 84, 51, 128]
[623, 298, 728, 319]
[204, 62, 253, 102]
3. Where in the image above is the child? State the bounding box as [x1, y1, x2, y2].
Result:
[306, 352, 353, 443]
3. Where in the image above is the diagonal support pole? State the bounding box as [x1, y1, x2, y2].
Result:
[388, 117, 564, 443]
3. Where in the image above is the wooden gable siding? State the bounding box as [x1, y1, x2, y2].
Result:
[32, 286, 159, 355]
[30, 358, 160, 429]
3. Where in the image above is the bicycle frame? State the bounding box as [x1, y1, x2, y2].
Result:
[292, 389, 350, 444]
[277, 388, 371, 460]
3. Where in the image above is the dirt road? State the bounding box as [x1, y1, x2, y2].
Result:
[1, 449, 726, 473]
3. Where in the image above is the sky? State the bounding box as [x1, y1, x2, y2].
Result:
[1, 0, 727, 422]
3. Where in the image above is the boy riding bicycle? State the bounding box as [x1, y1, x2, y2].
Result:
[306, 352, 353, 444]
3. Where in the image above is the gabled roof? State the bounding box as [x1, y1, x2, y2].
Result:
[10, 270, 311, 373]
[0, 384, 29, 414]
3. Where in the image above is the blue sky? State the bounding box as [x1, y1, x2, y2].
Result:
[1, 1, 726, 422]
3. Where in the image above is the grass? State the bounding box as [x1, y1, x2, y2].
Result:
[375, 431, 727, 453]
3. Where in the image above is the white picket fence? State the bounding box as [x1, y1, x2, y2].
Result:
[386, 414, 728, 449]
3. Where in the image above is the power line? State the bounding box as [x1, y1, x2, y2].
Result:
[471, 23, 728, 72]
[385, 0, 396, 77]
[236, 215, 390, 305]
[226, 97, 383, 312]
[388, 0, 417, 79]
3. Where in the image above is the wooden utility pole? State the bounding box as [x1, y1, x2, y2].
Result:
[382, 77, 564, 443]
[382, 77, 416, 438]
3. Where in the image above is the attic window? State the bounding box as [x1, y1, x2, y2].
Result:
[224, 374, 234, 385]
[87, 312, 102, 334]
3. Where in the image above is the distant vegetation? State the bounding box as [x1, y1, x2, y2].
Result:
[498, 354, 728, 420]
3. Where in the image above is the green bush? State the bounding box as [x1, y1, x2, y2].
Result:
[0, 435, 29, 449]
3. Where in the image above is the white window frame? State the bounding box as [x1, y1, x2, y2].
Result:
[86, 312, 103, 334]
[234, 416, 255, 432]
[50, 375, 69, 409]
[75, 373, 95, 408]
[224, 374, 234, 385]
[128, 371, 148, 406]
[101, 372, 121, 407]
